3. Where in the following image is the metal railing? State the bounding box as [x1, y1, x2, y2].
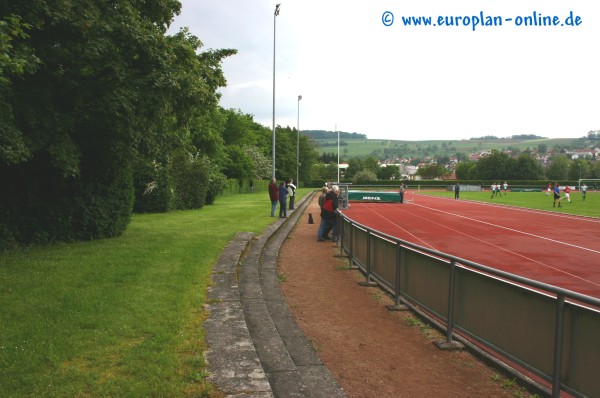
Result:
[337, 214, 600, 398]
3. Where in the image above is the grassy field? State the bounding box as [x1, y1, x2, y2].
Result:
[418, 189, 600, 218]
[0, 189, 309, 397]
[315, 137, 578, 158]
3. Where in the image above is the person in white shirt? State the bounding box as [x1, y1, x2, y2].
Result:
[287, 179, 297, 210]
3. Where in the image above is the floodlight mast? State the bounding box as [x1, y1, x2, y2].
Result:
[296, 94, 302, 185]
[271, 4, 281, 178]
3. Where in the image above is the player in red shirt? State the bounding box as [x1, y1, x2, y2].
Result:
[563, 186, 572, 203]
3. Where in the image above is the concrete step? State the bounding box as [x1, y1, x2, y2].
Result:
[204, 193, 345, 397]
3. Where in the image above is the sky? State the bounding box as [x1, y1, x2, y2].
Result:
[168, 1, 599, 141]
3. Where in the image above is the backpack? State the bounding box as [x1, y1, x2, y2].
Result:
[323, 197, 334, 212]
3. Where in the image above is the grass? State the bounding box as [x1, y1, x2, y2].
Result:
[489, 373, 541, 398]
[0, 189, 309, 397]
[403, 316, 438, 340]
[417, 190, 600, 218]
[315, 137, 579, 158]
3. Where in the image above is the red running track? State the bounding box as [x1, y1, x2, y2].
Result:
[341, 194, 600, 299]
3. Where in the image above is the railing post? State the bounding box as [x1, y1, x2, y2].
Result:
[395, 242, 401, 306]
[435, 259, 463, 350]
[358, 230, 377, 287]
[552, 295, 565, 398]
[338, 215, 343, 253]
[387, 242, 409, 311]
[366, 230, 372, 283]
[348, 222, 355, 268]
[446, 260, 456, 343]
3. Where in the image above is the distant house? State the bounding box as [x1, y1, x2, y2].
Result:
[566, 147, 599, 160]
[338, 162, 349, 176]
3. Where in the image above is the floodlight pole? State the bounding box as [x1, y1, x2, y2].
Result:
[272, 4, 280, 179]
[337, 124, 340, 183]
[296, 94, 302, 185]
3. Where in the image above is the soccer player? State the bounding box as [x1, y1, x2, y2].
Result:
[563, 185, 572, 203]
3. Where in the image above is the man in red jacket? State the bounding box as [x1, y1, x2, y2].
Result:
[268, 178, 279, 217]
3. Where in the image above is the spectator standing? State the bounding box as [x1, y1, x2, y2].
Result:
[287, 179, 297, 210]
[268, 178, 279, 217]
[318, 186, 329, 209]
[318, 185, 339, 242]
[318, 186, 331, 239]
[278, 180, 288, 218]
[454, 183, 460, 200]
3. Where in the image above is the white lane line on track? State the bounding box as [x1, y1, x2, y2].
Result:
[413, 202, 600, 256]
[361, 205, 438, 250]
[357, 202, 600, 289]
[385, 203, 600, 288]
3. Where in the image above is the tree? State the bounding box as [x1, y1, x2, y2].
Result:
[475, 150, 513, 180]
[345, 158, 364, 180]
[514, 154, 545, 180]
[568, 159, 591, 180]
[353, 170, 377, 184]
[417, 164, 446, 179]
[0, 1, 235, 247]
[377, 165, 400, 180]
[363, 156, 381, 175]
[455, 162, 477, 180]
[546, 156, 570, 180]
[1, 14, 41, 164]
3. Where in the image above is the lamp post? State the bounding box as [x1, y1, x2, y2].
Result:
[337, 125, 340, 183]
[272, 4, 280, 179]
[296, 94, 302, 185]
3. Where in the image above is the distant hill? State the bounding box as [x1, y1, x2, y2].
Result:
[311, 136, 582, 160]
[302, 130, 367, 140]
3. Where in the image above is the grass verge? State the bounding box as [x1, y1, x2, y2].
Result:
[0, 190, 309, 397]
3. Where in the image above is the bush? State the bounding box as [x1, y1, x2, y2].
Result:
[133, 160, 173, 213]
[353, 170, 378, 184]
[170, 152, 209, 210]
[0, 146, 134, 250]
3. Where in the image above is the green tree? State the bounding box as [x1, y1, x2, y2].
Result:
[345, 158, 364, 180]
[455, 162, 477, 180]
[0, 1, 234, 247]
[417, 164, 446, 179]
[568, 159, 591, 180]
[377, 165, 400, 180]
[592, 161, 600, 179]
[475, 150, 513, 180]
[546, 155, 570, 180]
[514, 154, 545, 180]
[363, 156, 381, 175]
[353, 170, 377, 184]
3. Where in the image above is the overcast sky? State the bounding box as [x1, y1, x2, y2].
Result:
[168, 1, 599, 141]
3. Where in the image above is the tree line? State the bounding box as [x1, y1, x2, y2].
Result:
[0, 2, 319, 250]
